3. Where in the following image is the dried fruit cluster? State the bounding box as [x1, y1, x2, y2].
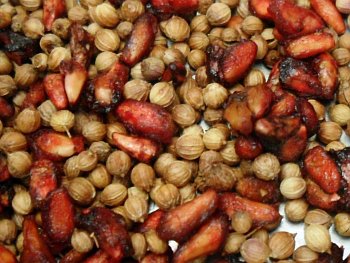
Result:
[0, 0, 350, 262]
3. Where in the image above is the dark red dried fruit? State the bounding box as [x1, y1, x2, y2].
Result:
[304, 146, 341, 194]
[111, 133, 161, 163]
[310, 0, 346, 34]
[43, 0, 66, 31]
[157, 189, 218, 242]
[269, 91, 297, 117]
[60, 250, 87, 263]
[0, 97, 14, 119]
[86, 61, 129, 113]
[235, 136, 263, 160]
[173, 213, 229, 263]
[30, 130, 84, 161]
[219, 192, 282, 229]
[78, 207, 132, 261]
[21, 217, 55, 263]
[297, 99, 319, 136]
[313, 52, 338, 100]
[69, 23, 94, 68]
[306, 179, 339, 211]
[115, 99, 177, 144]
[121, 13, 158, 66]
[207, 41, 257, 86]
[42, 188, 75, 243]
[0, 30, 38, 65]
[0, 244, 17, 263]
[249, 0, 272, 20]
[60, 61, 88, 107]
[279, 57, 322, 98]
[236, 176, 280, 203]
[22, 81, 46, 109]
[43, 74, 68, 110]
[138, 210, 165, 233]
[29, 159, 58, 207]
[151, 0, 198, 15]
[268, 0, 324, 39]
[284, 32, 335, 59]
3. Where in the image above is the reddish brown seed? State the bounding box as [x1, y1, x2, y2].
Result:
[304, 146, 341, 194]
[83, 250, 114, 263]
[43, 74, 69, 110]
[138, 210, 165, 233]
[306, 179, 339, 211]
[21, 217, 55, 263]
[42, 188, 75, 243]
[268, 0, 324, 39]
[29, 159, 58, 207]
[249, 0, 273, 20]
[140, 253, 170, 263]
[157, 189, 219, 242]
[173, 213, 229, 263]
[219, 192, 282, 229]
[285, 32, 335, 59]
[111, 133, 161, 163]
[120, 13, 158, 66]
[60, 250, 87, 263]
[115, 99, 177, 144]
[0, 244, 18, 263]
[22, 81, 46, 109]
[236, 176, 280, 203]
[235, 136, 263, 160]
[310, 0, 346, 34]
[43, 0, 66, 31]
[151, 0, 199, 15]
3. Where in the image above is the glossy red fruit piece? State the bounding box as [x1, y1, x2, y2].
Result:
[69, 23, 94, 68]
[60, 250, 87, 263]
[297, 99, 319, 136]
[284, 32, 335, 59]
[60, 61, 88, 106]
[111, 133, 161, 163]
[269, 91, 297, 117]
[234, 136, 263, 160]
[268, 0, 324, 39]
[31, 130, 84, 161]
[310, 0, 346, 34]
[21, 217, 56, 263]
[115, 99, 177, 144]
[22, 81, 46, 108]
[78, 207, 132, 261]
[249, 0, 273, 20]
[279, 57, 322, 98]
[157, 189, 219, 242]
[173, 213, 229, 263]
[219, 193, 282, 229]
[43, 74, 68, 110]
[43, 0, 66, 31]
[162, 62, 187, 87]
[220, 40, 257, 86]
[304, 146, 341, 194]
[313, 52, 338, 100]
[151, 0, 198, 15]
[0, 244, 18, 263]
[121, 13, 158, 66]
[306, 179, 339, 211]
[29, 159, 58, 207]
[42, 188, 75, 243]
[0, 157, 10, 183]
[138, 210, 165, 233]
[236, 176, 280, 203]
